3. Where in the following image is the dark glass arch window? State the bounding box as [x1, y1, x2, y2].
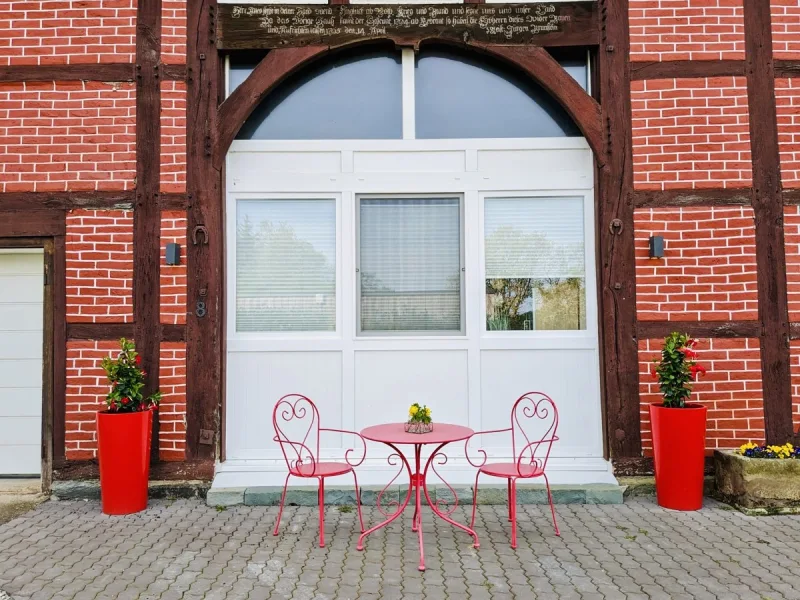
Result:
[415, 49, 581, 139]
[232, 49, 403, 140]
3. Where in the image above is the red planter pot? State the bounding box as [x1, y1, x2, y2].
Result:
[650, 403, 707, 510]
[97, 409, 153, 515]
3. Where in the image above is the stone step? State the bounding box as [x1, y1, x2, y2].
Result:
[207, 483, 625, 508]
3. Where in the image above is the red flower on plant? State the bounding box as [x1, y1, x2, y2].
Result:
[651, 366, 658, 380]
[683, 349, 697, 359]
[689, 364, 707, 380]
[121, 397, 130, 405]
[135, 355, 142, 365]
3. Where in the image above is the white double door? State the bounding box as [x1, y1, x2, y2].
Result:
[220, 138, 612, 488]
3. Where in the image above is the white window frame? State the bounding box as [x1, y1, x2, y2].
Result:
[355, 193, 466, 337]
[478, 189, 598, 340]
[226, 192, 343, 340]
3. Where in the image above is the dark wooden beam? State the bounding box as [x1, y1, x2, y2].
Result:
[135, 0, 164, 465]
[597, 0, 641, 459]
[633, 188, 752, 208]
[630, 60, 745, 81]
[784, 188, 800, 205]
[160, 63, 188, 81]
[53, 458, 215, 481]
[743, 0, 794, 445]
[774, 60, 800, 79]
[66, 322, 185, 342]
[0, 63, 136, 82]
[53, 237, 67, 465]
[0, 210, 65, 237]
[0, 191, 135, 211]
[216, 3, 599, 50]
[637, 320, 761, 339]
[186, 0, 223, 461]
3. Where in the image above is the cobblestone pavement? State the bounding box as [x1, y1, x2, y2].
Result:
[2, 497, 800, 600]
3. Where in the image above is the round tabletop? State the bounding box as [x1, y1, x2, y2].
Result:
[361, 423, 474, 445]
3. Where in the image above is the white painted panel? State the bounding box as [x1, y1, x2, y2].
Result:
[227, 351, 343, 459]
[0, 252, 43, 475]
[0, 304, 43, 331]
[354, 350, 469, 430]
[0, 445, 40, 475]
[0, 274, 43, 303]
[0, 334, 42, 359]
[228, 151, 341, 181]
[480, 349, 603, 458]
[478, 149, 591, 176]
[0, 388, 41, 417]
[353, 151, 465, 173]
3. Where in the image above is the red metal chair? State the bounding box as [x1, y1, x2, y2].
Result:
[272, 394, 366, 547]
[465, 392, 560, 548]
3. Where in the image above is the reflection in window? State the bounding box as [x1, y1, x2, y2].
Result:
[484, 197, 585, 331]
[415, 49, 582, 139]
[233, 49, 402, 140]
[236, 199, 336, 332]
[359, 198, 462, 333]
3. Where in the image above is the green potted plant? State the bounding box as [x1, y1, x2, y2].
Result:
[650, 332, 707, 510]
[96, 338, 161, 515]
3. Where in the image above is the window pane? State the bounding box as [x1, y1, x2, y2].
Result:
[237, 200, 336, 332]
[484, 197, 585, 331]
[415, 49, 581, 139]
[233, 50, 402, 140]
[360, 198, 461, 333]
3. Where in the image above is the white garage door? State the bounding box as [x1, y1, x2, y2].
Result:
[0, 250, 44, 476]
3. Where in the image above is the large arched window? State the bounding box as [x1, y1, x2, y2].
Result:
[228, 46, 588, 141]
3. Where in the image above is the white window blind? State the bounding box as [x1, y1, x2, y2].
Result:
[359, 198, 462, 333]
[484, 197, 586, 331]
[236, 199, 336, 332]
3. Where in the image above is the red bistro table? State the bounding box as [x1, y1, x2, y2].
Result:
[357, 423, 480, 571]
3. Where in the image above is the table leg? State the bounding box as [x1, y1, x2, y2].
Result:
[357, 443, 413, 552]
[413, 444, 425, 571]
[422, 442, 480, 549]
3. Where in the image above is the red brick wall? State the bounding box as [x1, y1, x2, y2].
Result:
[789, 341, 800, 434]
[631, 77, 752, 190]
[159, 343, 187, 460]
[635, 207, 758, 321]
[160, 81, 186, 193]
[776, 78, 800, 189]
[639, 338, 765, 454]
[66, 210, 133, 323]
[630, 0, 745, 61]
[162, 0, 187, 65]
[784, 207, 800, 323]
[0, 82, 136, 193]
[0, 0, 136, 65]
[772, 0, 800, 60]
[66, 341, 188, 460]
[161, 212, 187, 325]
[65, 340, 116, 460]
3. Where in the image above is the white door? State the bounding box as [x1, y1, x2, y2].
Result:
[218, 47, 612, 488]
[0, 250, 44, 476]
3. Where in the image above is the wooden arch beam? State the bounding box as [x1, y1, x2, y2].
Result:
[215, 40, 604, 165]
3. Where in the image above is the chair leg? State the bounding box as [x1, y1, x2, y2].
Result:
[352, 470, 365, 533]
[510, 478, 517, 549]
[470, 470, 480, 529]
[273, 474, 290, 537]
[543, 473, 560, 537]
[507, 478, 512, 522]
[318, 477, 326, 548]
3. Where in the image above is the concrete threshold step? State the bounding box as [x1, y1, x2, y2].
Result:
[208, 483, 625, 508]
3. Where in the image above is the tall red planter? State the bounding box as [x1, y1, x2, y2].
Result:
[649, 403, 707, 511]
[97, 409, 153, 515]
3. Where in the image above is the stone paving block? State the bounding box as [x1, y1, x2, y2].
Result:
[584, 484, 625, 504]
[206, 488, 246, 507]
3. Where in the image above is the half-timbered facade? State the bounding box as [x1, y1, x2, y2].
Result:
[0, 0, 798, 489]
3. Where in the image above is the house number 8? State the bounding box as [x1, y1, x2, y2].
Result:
[196, 301, 207, 318]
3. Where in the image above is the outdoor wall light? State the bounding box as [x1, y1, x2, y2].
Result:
[165, 242, 181, 266]
[649, 235, 665, 259]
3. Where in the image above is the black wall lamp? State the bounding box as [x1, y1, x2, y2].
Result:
[649, 235, 665, 259]
[165, 242, 181, 266]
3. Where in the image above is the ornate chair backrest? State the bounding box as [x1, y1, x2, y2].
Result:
[510, 392, 559, 475]
[272, 394, 320, 476]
